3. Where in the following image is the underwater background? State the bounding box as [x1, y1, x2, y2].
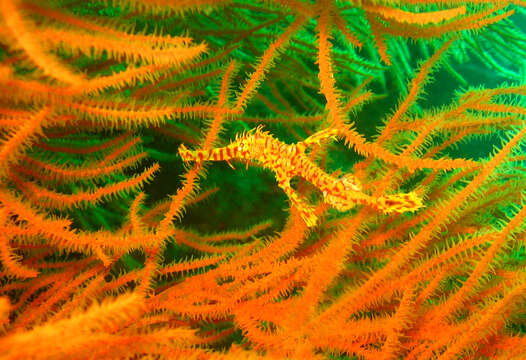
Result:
[1, 1, 526, 359]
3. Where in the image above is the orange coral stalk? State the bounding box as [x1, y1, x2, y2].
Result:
[0, 106, 50, 177]
[11, 163, 160, 209]
[0, 232, 38, 279]
[235, 16, 305, 110]
[380, 282, 417, 359]
[17, 151, 146, 183]
[196, 220, 272, 243]
[159, 254, 227, 276]
[365, 4, 466, 25]
[0, 296, 9, 328]
[176, 232, 250, 253]
[67, 99, 238, 129]
[0, 0, 86, 85]
[439, 272, 526, 359]
[0, 292, 198, 359]
[129, 192, 146, 233]
[35, 131, 136, 155]
[22, 2, 193, 47]
[431, 196, 526, 324]
[36, 28, 207, 66]
[378, 39, 454, 144]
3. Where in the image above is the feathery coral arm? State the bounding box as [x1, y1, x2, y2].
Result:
[22, 2, 193, 46]
[0, 297, 9, 328]
[0, 106, 50, 178]
[364, 4, 466, 26]
[17, 152, 147, 183]
[380, 282, 417, 359]
[0, 189, 98, 254]
[36, 28, 207, 66]
[35, 131, 136, 155]
[10, 164, 160, 210]
[235, 16, 305, 110]
[0, 0, 85, 85]
[375, 4, 515, 41]
[0, 229, 38, 279]
[13, 264, 106, 329]
[194, 220, 272, 243]
[109, 0, 234, 14]
[159, 254, 227, 276]
[129, 192, 147, 233]
[67, 100, 237, 129]
[377, 39, 455, 145]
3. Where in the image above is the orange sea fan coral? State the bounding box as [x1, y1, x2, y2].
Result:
[0, 0, 525, 359]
